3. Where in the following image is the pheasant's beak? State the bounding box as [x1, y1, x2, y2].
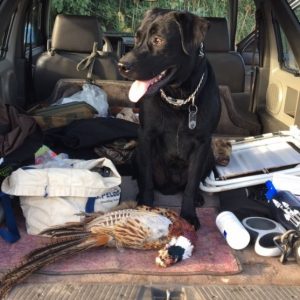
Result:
[155, 236, 194, 268]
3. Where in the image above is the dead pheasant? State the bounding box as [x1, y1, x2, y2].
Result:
[0, 202, 196, 298]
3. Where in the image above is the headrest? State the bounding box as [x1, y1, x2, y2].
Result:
[51, 14, 103, 52]
[204, 17, 230, 52]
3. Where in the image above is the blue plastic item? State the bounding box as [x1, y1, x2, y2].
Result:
[0, 192, 20, 243]
[265, 180, 300, 230]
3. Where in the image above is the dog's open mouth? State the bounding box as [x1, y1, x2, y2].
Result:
[129, 68, 175, 102]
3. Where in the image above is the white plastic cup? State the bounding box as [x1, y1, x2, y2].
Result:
[216, 211, 250, 250]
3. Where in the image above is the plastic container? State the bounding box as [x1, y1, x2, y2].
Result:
[216, 211, 251, 250]
[266, 180, 300, 230]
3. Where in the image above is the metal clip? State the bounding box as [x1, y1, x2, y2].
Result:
[188, 104, 198, 130]
[199, 42, 204, 58]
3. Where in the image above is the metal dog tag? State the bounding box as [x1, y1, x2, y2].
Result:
[188, 104, 198, 130]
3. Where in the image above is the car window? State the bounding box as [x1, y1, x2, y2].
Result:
[0, 30, 6, 59]
[0, 13, 14, 59]
[294, 5, 300, 21]
[236, 0, 256, 43]
[288, 0, 300, 22]
[24, 0, 43, 47]
[49, 0, 229, 34]
[278, 26, 300, 73]
[276, 0, 300, 74]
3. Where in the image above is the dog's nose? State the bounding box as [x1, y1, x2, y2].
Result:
[118, 62, 132, 73]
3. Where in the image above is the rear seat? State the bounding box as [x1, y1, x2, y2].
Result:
[204, 17, 261, 135]
[34, 14, 122, 101]
[204, 17, 245, 93]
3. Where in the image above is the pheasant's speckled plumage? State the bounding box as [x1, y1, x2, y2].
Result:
[0, 203, 196, 298]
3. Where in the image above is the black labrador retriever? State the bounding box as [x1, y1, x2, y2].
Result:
[118, 8, 221, 229]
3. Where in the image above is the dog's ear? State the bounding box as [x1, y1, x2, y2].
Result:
[173, 12, 209, 55]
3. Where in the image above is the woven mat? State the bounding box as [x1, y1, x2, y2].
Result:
[0, 208, 241, 276]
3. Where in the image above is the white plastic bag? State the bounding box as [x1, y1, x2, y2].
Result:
[2, 157, 121, 235]
[56, 83, 108, 117]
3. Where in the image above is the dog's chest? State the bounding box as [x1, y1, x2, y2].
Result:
[158, 116, 200, 160]
[142, 98, 205, 158]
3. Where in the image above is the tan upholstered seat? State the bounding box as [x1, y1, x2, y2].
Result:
[204, 17, 245, 93]
[204, 18, 261, 135]
[34, 14, 122, 101]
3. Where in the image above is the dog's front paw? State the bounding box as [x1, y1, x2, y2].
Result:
[180, 212, 201, 231]
[194, 191, 205, 207]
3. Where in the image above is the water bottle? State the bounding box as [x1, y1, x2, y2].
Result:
[216, 211, 251, 250]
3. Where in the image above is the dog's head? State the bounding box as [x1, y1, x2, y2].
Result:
[118, 8, 209, 102]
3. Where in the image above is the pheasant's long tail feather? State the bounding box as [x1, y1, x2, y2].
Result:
[40, 223, 85, 237]
[41, 229, 90, 239]
[0, 234, 109, 299]
[24, 233, 90, 262]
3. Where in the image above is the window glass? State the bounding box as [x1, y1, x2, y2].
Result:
[278, 26, 300, 73]
[294, 5, 300, 21]
[288, 0, 300, 23]
[50, 0, 229, 33]
[275, 1, 300, 73]
[236, 0, 256, 43]
[0, 25, 5, 57]
[24, 0, 43, 47]
[0, 15, 13, 59]
[0, 30, 7, 58]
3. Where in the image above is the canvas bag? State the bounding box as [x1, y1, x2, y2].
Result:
[1, 157, 121, 235]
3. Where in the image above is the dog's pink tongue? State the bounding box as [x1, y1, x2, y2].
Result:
[129, 80, 151, 102]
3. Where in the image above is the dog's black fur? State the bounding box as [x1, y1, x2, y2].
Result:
[118, 8, 221, 229]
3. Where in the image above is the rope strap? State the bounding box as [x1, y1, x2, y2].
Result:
[76, 42, 106, 81]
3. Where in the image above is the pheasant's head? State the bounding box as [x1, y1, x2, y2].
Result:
[155, 236, 194, 267]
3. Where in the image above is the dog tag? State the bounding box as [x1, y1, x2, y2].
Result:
[188, 104, 198, 130]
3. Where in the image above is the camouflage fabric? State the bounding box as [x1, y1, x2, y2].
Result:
[94, 139, 137, 165]
[30, 102, 97, 130]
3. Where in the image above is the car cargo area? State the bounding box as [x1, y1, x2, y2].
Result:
[1, 0, 300, 299]
[3, 192, 300, 299]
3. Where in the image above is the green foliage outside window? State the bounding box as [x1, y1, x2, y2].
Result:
[236, 0, 256, 42]
[51, 0, 255, 42]
[50, 0, 229, 32]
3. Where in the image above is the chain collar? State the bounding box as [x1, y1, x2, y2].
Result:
[160, 72, 205, 107]
[159, 43, 205, 107]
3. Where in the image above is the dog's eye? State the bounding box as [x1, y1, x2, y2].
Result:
[152, 37, 164, 47]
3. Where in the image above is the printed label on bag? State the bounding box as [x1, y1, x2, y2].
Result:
[94, 187, 121, 212]
[96, 187, 121, 202]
